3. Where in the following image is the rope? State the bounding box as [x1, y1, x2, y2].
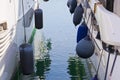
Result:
[86, 7, 117, 80]
[96, 49, 103, 75]
[85, 2, 117, 80]
[22, 0, 26, 43]
[85, 8, 113, 80]
[86, 11, 91, 24]
[104, 50, 111, 80]
[87, 10, 117, 80]
[109, 50, 118, 79]
[86, 11, 104, 79]
[85, 11, 101, 51]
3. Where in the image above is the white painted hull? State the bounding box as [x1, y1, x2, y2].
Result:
[0, 0, 39, 79]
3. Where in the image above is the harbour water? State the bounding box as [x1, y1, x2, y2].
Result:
[35, 0, 90, 80]
[13, 0, 91, 80]
[41, 0, 76, 79]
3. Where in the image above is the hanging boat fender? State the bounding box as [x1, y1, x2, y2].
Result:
[43, 0, 49, 2]
[19, 43, 34, 75]
[73, 4, 84, 26]
[76, 36, 95, 58]
[77, 22, 88, 43]
[67, 0, 72, 8]
[69, 0, 77, 14]
[91, 75, 98, 80]
[35, 8, 43, 29]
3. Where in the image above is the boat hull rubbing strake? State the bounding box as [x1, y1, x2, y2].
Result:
[73, 4, 84, 26]
[35, 9, 43, 29]
[77, 22, 88, 43]
[76, 36, 95, 58]
[69, 0, 77, 14]
[19, 43, 34, 75]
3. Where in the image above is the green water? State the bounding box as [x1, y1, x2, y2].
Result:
[34, 55, 89, 80]
[68, 57, 87, 80]
[35, 54, 51, 79]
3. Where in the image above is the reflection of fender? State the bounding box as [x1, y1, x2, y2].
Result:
[88, 0, 120, 46]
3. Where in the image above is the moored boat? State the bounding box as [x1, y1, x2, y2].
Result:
[0, 0, 42, 79]
[74, 0, 120, 80]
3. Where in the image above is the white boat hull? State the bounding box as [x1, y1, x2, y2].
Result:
[0, 0, 39, 79]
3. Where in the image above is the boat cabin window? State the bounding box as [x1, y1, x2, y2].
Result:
[99, 0, 120, 17]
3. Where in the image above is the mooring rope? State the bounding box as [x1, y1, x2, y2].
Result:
[104, 52, 110, 80]
[109, 50, 118, 80]
[22, 0, 27, 43]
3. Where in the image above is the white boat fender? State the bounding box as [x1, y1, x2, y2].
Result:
[77, 22, 88, 43]
[19, 43, 34, 75]
[73, 4, 84, 26]
[76, 36, 95, 58]
[69, 0, 77, 14]
[35, 9, 43, 29]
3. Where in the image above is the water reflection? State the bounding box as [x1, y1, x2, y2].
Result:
[67, 56, 88, 80]
[35, 37, 52, 80]
[35, 54, 51, 79]
[35, 54, 89, 80]
[16, 0, 91, 79]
